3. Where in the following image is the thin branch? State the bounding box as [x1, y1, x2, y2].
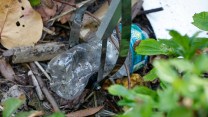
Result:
[110, 34, 131, 88]
[28, 70, 44, 100]
[43, 27, 56, 35]
[124, 63, 131, 89]
[47, 7, 75, 22]
[51, 0, 100, 23]
[94, 92, 98, 107]
[34, 61, 51, 81]
[29, 63, 60, 112]
[53, 0, 77, 7]
[84, 91, 94, 102]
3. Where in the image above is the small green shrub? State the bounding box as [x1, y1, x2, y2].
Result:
[108, 12, 208, 117]
[109, 55, 208, 117]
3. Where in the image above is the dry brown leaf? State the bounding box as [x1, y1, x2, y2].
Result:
[59, 3, 74, 24]
[28, 111, 44, 117]
[0, 0, 43, 49]
[80, 0, 142, 40]
[0, 58, 15, 81]
[102, 74, 145, 90]
[67, 106, 103, 117]
[35, 0, 75, 23]
[116, 74, 145, 88]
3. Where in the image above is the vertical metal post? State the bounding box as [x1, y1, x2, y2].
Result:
[96, 0, 121, 83]
[96, 0, 132, 87]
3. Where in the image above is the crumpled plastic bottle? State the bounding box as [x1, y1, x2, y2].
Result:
[47, 24, 148, 100]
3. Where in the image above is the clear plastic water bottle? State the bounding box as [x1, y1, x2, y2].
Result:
[47, 36, 119, 100]
[47, 24, 148, 100]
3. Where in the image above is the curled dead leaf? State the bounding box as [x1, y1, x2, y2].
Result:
[67, 106, 103, 117]
[0, 0, 43, 49]
[35, 0, 75, 23]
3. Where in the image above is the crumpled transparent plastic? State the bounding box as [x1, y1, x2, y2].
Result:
[47, 24, 148, 100]
[47, 36, 119, 100]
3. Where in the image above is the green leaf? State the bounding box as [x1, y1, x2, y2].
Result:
[158, 39, 178, 50]
[157, 39, 179, 57]
[135, 39, 171, 55]
[29, 0, 41, 7]
[192, 12, 208, 31]
[190, 37, 208, 57]
[160, 81, 168, 89]
[119, 100, 153, 117]
[118, 106, 142, 117]
[108, 85, 135, 100]
[191, 38, 208, 49]
[169, 59, 194, 72]
[143, 68, 158, 81]
[47, 112, 65, 117]
[2, 98, 24, 117]
[194, 55, 208, 73]
[133, 86, 158, 102]
[158, 87, 179, 111]
[172, 78, 189, 96]
[152, 112, 164, 117]
[167, 107, 193, 117]
[153, 60, 179, 83]
[118, 99, 136, 107]
[169, 30, 190, 57]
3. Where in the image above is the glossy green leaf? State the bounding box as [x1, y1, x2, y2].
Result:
[135, 39, 171, 55]
[192, 12, 208, 31]
[158, 39, 178, 50]
[158, 39, 179, 56]
[2, 98, 24, 117]
[170, 30, 190, 49]
[169, 30, 190, 57]
[143, 68, 158, 81]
